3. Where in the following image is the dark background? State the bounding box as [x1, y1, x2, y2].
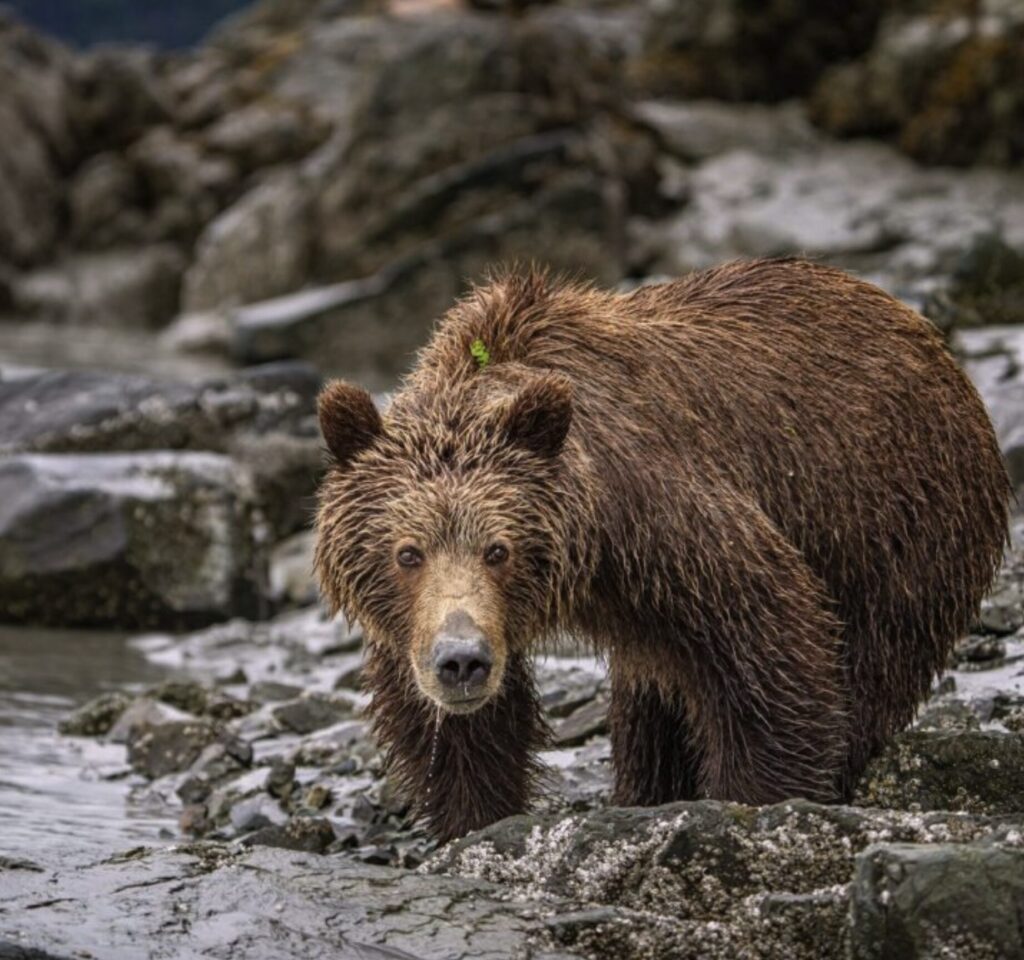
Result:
[4, 0, 254, 46]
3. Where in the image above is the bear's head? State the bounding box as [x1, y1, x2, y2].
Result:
[315, 372, 579, 714]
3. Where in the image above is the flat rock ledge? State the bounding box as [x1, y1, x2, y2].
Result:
[3, 800, 1023, 960]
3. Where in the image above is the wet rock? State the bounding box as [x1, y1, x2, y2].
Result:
[631, 99, 817, 162]
[266, 757, 298, 799]
[250, 680, 305, 704]
[811, 3, 1024, 167]
[273, 693, 354, 734]
[625, 0, 886, 102]
[554, 696, 610, 747]
[57, 691, 134, 737]
[979, 577, 1024, 634]
[107, 697, 194, 744]
[955, 635, 1007, 665]
[0, 844, 562, 959]
[230, 794, 289, 833]
[128, 125, 238, 245]
[0, 13, 74, 267]
[127, 719, 233, 779]
[0, 452, 266, 628]
[269, 530, 319, 607]
[68, 152, 143, 249]
[183, 171, 312, 312]
[0, 366, 322, 540]
[202, 101, 329, 173]
[855, 729, 1024, 814]
[244, 816, 337, 853]
[925, 233, 1024, 331]
[11, 244, 186, 328]
[850, 841, 1024, 959]
[70, 47, 172, 151]
[0, 364, 319, 453]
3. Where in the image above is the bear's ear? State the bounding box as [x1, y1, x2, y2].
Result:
[317, 380, 384, 469]
[501, 375, 573, 458]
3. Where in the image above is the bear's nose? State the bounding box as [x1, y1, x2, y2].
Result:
[434, 639, 493, 689]
[432, 612, 492, 691]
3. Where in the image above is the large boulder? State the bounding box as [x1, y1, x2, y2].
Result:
[11, 245, 186, 328]
[0, 12, 75, 267]
[0, 365, 323, 540]
[0, 452, 267, 628]
[183, 171, 313, 312]
[811, 2, 1024, 167]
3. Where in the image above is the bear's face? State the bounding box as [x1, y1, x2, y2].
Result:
[315, 375, 574, 713]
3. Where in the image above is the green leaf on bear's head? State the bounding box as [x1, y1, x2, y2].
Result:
[470, 338, 491, 369]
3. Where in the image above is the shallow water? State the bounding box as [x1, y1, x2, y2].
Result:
[0, 626, 181, 868]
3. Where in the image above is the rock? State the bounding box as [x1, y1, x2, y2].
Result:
[0, 366, 322, 540]
[202, 101, 329, 172]
[128, 125, 238, 245]
[431, 799, 1016, 959]
[645, 135, 1024, 291]
[850, 842, 1024, 959]
[979, 578, 1024, 634]
[183, 171, 312, 312]
[250, 680, 305, 704]
[70, 47, 172, 151]
[0, 452, 266, 628]
[57, 691, 134, 736]
[266, 757, 298, 799]
[0, 12, 74, 267]
[625, 0, 887, 102]
[127, 719, 230, 779]
[631, 99, 818, 162]
[855, 729, 1024, 814]
[269, 530, 318, 607]
[68, 152, 144, 249]
[553, 696, 610, 747]
[273, 694, 354, 734]
[106, 697, 194, 744]
[12, 245, 186, 328]
[811, 4, 1024, 167]
[230, 794, 289, 833]
[0, 365, 319, 456]
[0, 844, 563, 959]
[243, 816, 337, 853]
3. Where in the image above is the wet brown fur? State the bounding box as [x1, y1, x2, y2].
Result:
[315, 258, 1009, 842]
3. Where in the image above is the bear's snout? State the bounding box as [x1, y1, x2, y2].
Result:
[429, 610, 494, 707]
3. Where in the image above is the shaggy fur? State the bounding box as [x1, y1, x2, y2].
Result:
[315, 258, 1009, 841]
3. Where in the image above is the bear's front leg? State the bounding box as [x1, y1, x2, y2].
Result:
[363, 644, 549, 843]
[609, 660, 702, 806]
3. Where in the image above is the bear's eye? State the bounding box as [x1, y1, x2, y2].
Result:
[396, 546, 424, 568]
[484, 543, 509, 566]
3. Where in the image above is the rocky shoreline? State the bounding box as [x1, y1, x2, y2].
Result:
[3, 0, 1024, 957]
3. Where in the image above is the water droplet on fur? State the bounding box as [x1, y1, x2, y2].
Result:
[425, 707, 443, 800]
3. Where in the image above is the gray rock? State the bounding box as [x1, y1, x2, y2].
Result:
[70, 47, 172, 151]
[553, 696, 609, 747]
[106, 697, 194, 744]
[127, 719, 231, 779]
[0, 366, 322, 540]
[57, 691, 135, 737]
[811, 4, 1024, 167]
[202, 102, 329, 173]
[850, 842, 1024, 959]
[68, 152, 143, 249]
[0, 452, 266, 628]
[0, 844, 569, 959]
[183, 171, 313, 312]
[631, 99, 817, 162]
[855, 729, 1024, 814]
[273, 694, 354, 734]
[243, 816, 337, 853]
[0, 14, 74, 266]
[12, 245, 186, 329]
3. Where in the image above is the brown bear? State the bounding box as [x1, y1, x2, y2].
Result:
[315, 258, 1009, 843]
